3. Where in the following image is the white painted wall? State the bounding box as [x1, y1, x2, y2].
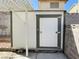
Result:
[39, 1, 65, 10]
[27, 11, 64, 49]
[12, 12, 27, 49]
[27, 12, 36, 49]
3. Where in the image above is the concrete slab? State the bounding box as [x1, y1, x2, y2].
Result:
[0, 52, 68, 59]
[37, 53, 67, 59]
[28, 53, 68, 59]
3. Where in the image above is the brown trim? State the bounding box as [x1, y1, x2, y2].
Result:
[0, 40, 11, 42]
[28, 10, 66, 12]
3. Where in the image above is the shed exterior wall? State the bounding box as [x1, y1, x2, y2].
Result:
[12, 12, 27, 49]
[27, 11, 64, 49]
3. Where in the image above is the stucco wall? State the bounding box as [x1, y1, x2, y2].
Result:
[39, 1, 65, 10]
[64, 14, 79, 59]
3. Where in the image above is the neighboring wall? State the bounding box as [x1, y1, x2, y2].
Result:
[69, 3, 79, 13]
[64, 14, 79, 59]
[0, 12, 11, 36]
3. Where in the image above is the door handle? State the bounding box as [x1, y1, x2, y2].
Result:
[56, 32, 61, 34]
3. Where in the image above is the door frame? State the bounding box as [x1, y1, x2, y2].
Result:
[36, 14, 62, 49]
[10, 11, 13, 47]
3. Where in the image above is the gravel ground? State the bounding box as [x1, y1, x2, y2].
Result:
[0, 52, 29, 59]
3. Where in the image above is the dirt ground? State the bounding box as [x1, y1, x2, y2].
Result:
[0, 36, 11, 48]
[0, 42, 11, 48]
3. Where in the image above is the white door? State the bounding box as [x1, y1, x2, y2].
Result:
[39, 18, 58, 47]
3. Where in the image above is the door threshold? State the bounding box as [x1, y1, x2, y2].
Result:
[29, 48, 63, 53]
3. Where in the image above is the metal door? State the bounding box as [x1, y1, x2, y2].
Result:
[37, 15, 61, 48]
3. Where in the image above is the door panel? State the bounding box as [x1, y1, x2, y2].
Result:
[40, 18, 58, 47]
